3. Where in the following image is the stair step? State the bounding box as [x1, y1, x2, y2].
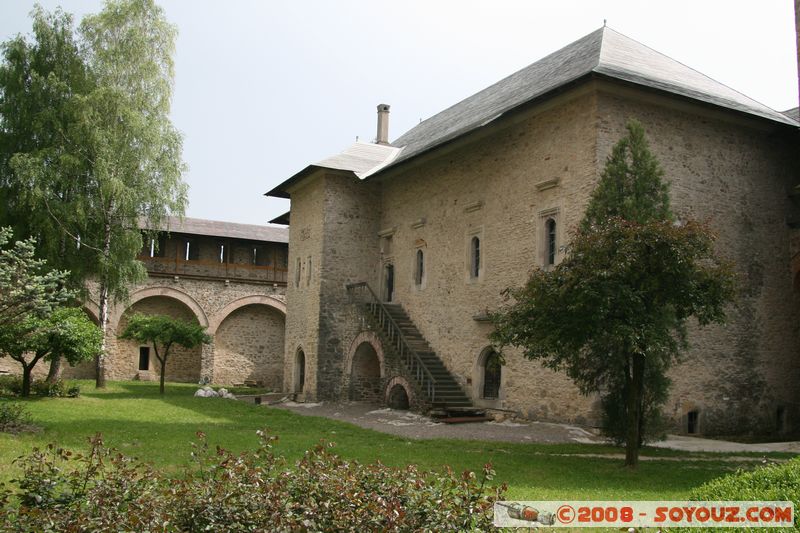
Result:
[361, 298, 474, 410]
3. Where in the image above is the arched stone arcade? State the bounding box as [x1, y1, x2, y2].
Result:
[212, 303, 285, 388]
[115, 293, 204, 383]
[88, 281, 288, 386]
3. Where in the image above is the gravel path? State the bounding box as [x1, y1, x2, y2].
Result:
[269, 400, 800, 455]
[272, 401, 604, 444]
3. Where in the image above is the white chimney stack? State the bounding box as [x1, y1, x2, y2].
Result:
[376, 104, 390, 145]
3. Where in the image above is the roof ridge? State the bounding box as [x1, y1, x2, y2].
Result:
[597, 26, 783, 116]
[393, 27, 605, 146]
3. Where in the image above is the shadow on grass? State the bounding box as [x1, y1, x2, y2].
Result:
[4, 416, 740, 500]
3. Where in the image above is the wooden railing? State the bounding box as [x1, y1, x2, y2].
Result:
[138, 255, 288, 284]
[346, 282, 436, 402]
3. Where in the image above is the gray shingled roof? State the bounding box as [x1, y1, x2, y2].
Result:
[266, 26, 798, 198]
[385, 26, 797, 171]
[140, 216, 288, 243]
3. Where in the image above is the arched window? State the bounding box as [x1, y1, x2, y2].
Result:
[470, 236, 480, 278]
[482, 350, 501, 399]
[415, 249, 424, 286]
[546, 218, 557, 266]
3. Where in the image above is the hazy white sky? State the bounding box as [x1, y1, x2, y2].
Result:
[2, 1, 798, 226]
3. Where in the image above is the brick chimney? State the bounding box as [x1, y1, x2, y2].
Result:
[376, 104, 390, 145]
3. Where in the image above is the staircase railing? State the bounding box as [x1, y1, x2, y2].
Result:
[346, 282, 436, 402]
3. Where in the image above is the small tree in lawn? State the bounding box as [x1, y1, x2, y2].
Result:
[490, 120, 735, 468]
[119, 314, 210, 395]
[0, 307, 101, 397]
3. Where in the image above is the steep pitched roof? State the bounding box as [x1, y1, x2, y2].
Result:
[386, 26, 797, 170]
[266, 26, 797, 198]
[141, 216, 288, 243]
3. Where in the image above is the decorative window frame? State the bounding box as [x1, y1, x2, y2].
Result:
[537, 206, 561, 269]
[465, 226, 484, 283]
[412, 240, 427, 290]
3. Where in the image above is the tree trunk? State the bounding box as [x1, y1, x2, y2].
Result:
[624, 353, 645, 468]
[159, 355, 167, 395]
[21, 364, 33, 397]
[46, 356, 63, 383]
[95, 222, 113, 389]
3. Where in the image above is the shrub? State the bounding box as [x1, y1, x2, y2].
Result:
[0, 431, 506, 531]
[32, 379, 65, 398]
[0, 376, 22, 397]
[66, 385, 80, 398]
[680, 458, 800, 532]
[0, 402, 33, 434]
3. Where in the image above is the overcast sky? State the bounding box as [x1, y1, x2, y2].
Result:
[2, 1, 798, 226]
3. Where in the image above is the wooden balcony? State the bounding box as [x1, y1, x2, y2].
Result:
[139, 255, 288, 285]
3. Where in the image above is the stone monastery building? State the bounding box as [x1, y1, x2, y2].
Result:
[7, 26, 796, 437]
[267, 26, 800, 436]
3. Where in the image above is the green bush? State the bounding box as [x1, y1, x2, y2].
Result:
[0, 376, 22, 397]
[678, 458, 800, 532]
[0, 402, 32, 434]
[32, 379, 65, 398]
[0, 431, 506, 531]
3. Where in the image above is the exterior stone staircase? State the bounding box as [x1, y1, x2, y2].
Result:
[378, 303, 473, 409]
[346, 282, 473, 410]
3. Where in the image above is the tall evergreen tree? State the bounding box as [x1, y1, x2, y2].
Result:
[491, 120, 735, 467]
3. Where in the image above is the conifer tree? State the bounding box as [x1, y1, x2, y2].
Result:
[491, 120, 735, 467]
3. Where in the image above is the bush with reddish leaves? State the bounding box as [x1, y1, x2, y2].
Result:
[0, 430, 505, 532]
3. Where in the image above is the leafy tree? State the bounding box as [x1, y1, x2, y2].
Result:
[0, 307, 101, 397]
[0, 227, 72, 330]
[119, 314, 210, 395]
[490, 120, 735, 467]
[0, 1, 187, 389]
[0, 6, 95, 288]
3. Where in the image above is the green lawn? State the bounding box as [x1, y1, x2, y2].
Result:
[0, 380, 790, 500]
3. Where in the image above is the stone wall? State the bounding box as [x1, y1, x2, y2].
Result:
[0, 275, 287, 387]
[377, 88, 602, 425]
[316, 174, 382, 400]
[303, 78, 800, 435]
[282, 175, 326, 399]
[596, 83, 800, 434]
[213, 304, 285, 390]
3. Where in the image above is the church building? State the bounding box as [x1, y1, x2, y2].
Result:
[267, 27, 800, 435]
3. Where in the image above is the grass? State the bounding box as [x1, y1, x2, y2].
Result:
[0, 380, 793, 500]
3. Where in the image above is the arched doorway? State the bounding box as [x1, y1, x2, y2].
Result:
[350, 342, 382, 401]
[294, 349, 306, 394]
[387, 384, 410, 409]
[482, 349, 502, 399]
